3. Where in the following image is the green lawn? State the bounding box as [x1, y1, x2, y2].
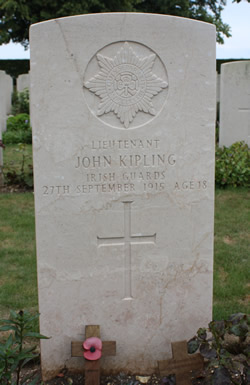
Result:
[0, 188, 249, 322]
[0, 193, 37, 318]
[213, 188, 250, 319]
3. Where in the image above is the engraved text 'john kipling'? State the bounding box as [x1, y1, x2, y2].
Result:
[75, 154, 176, 168]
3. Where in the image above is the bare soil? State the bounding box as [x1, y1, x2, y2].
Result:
[19, 363, 207, 385]
[20, 365, 164, 385]
[0, 184, 32, 194]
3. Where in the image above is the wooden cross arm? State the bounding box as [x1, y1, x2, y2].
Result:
[71, 341, 116, 358]
[158, 354, 203, 376]
[71, 326, 116, 385]
[158, 341, 204, 378]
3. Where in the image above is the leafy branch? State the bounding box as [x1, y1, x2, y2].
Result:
[0, 310, 49, 385]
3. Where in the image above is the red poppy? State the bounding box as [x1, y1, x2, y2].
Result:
[83, 337, 102, 360]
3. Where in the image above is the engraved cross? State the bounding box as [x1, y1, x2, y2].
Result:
[97, 201, 156, 300]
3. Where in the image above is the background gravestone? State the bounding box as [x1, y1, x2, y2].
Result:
[5, 73, 13, 115]
[0, 71, 5, 132]
[17, 73, 30, 92]
[216, 72, 220, 123]
[219, 61, 250, 147]
[0, 70, 9, 184]
[0, 70, 11, 132]
[30, 13, 216, 380]
[216, 73, 220, 105]
[0, 127, 3, 185]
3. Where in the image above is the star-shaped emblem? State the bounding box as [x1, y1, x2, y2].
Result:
[84, 42, 168, 128]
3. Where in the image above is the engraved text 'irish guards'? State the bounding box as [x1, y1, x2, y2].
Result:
[84, 42, 168, 128]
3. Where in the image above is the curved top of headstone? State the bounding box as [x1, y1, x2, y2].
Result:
[30, 13, 215, 130]
[30, 12, 216, 27]
[221, 60, 250, 68]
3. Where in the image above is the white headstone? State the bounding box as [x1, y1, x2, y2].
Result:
[30, 13, 216, 380]
[0, 71, 9, 132]
[0, 71, 6, 185]
[216, 72, 220, 104]
[0, 71, 13, 184]
[0, 129, 3, 186]
[219, 61, 250, 147]
[216, 72, 220, 125]
[17, 73, 30, 92]
[5, 74, 13, 114]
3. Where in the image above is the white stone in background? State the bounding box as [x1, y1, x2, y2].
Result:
[216, 72, 220, 124]
[0, 129, 3, 186]
[219, 61, 250, 147]
[0, 71, 6, 184]
[30, 13, 216, 380]
[17, 73, 30, 92]
[216, 72, 220, 104]
[5, 74, 13, 115]
[0, 71, 8, 131]
[0, 71, 13, 133]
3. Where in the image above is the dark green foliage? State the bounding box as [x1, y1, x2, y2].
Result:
[212, 367, 231, 385]
[215, 142, 250, 188]
[6, 114, 30, 132]
[228, 313, 250, 338]
[0, 310, 48, 385]
[0, 60, 29, 81]
[135, 0, 231, 44]
[11, 89, 30, 115]
[3, 90, 31, 145]
[0, 0, 135, 49]
[2, 130, 32, 145]
[188, 313, 250, 385]
[3, 114, 32, 145]
[2, 144, 33, 188]
[0, 0, 231, 46]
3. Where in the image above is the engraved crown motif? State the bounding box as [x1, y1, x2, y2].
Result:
[84, 42, 168, 128]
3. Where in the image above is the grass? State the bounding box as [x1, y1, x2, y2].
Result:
[213, 187, 250, 320]
[0, 188, 249, 323]
[0, 192, 37, 318]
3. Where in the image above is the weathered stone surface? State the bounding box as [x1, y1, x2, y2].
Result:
[0, 70, 12, 131]
[0, 70, 11, 184]
[17, 73, 30, 92]
[216, 73, 220, 104]
[30, 13, 216, 380]
[0, 129, 3, 186]
[219, 61, 250, 147]
[5, 74, 13, 115]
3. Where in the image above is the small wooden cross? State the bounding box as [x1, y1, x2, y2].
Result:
[71, 325, 116, 385]
[158, 341, 204, 385]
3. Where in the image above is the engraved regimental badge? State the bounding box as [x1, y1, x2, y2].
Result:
[84, 42, 168, 129]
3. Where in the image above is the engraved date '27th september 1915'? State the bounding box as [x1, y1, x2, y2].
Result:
[42, 180, 208, 195]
